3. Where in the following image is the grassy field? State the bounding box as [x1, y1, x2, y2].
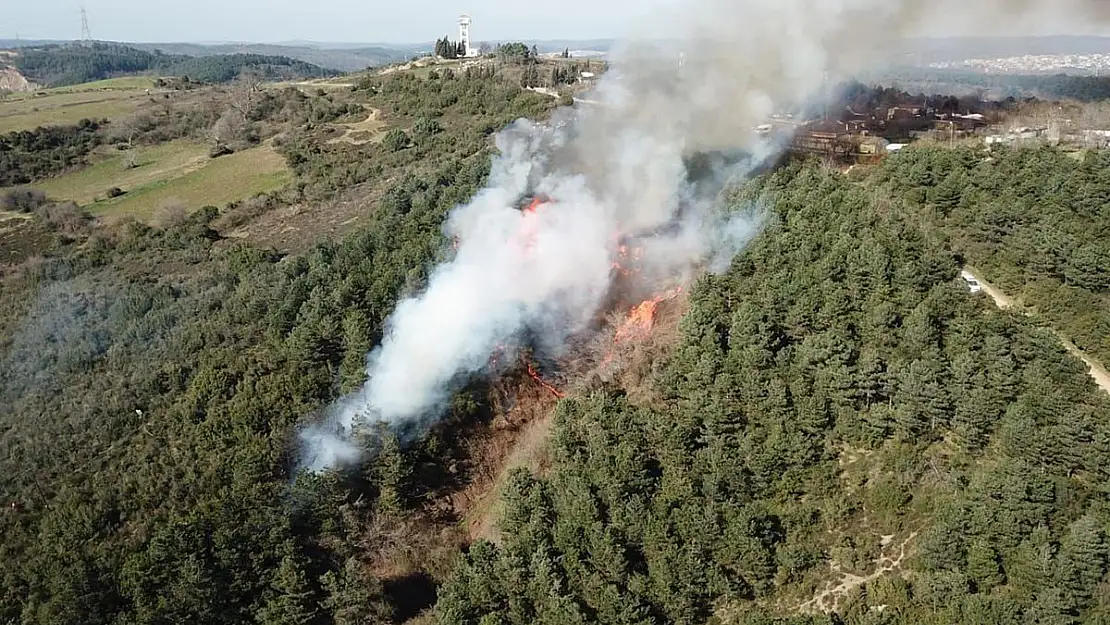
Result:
[44, 77, 157, 93]
[33, 140, 211, 205]
[0, 77, 155, 133]
[84, 144, 291, 221]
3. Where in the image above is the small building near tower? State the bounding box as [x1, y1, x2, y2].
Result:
[458, 15, 480, 58]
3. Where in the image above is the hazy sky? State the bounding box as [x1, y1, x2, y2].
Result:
[7, 0, 683, 44]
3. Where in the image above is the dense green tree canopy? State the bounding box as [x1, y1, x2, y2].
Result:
[16, 43, 335, 87]
[872, 144, 1110, 366]
[437, 161, 1110, 625]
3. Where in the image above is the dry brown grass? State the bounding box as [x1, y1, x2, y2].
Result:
[457, 379, 563, 543]
[459, 287, 692, 543]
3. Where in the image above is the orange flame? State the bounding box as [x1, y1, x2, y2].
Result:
[518, 196, 551, 252]
[612, 286, 684, 344]
[614, 298, 662, 343]
[524, 194, 551, 214]
[610, 241, 645, 278]
[524, 357, 565, 398]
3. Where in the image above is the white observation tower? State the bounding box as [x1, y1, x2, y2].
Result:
[458, 15, 478, 57]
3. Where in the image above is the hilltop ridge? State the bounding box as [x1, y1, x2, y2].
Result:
[10, 41, 336, 87]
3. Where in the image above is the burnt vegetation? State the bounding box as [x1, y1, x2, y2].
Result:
[0, 60, 1109, 625]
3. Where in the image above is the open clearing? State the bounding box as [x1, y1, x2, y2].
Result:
[328, 108, 384, 145]
[85, 144, 291, 222]
[800, 532, 920, 614]
[33, 140, 210, 206]
[272, 78, 358, 90]
[0, 77, 156, 133]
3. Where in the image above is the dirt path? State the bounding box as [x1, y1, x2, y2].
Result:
[800, 532, 919, 614]
[963, 267, 1110, 395]
[526, 86, 602, 107]
[328, 108, 384, 145]
[526, 86, 559, 99]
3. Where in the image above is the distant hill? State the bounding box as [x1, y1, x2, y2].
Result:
[127, 42, 413, 72]
[521, 39, 614, 54]
[857, 65, 1110, 101]
[0, 39, 63, 49]
[897, 35, 1110, 64]
[13, 42, 337, 87]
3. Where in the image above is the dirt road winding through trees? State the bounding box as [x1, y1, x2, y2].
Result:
[963, 267, 1110, 395]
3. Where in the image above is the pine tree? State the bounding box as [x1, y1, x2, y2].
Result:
[966, 538, 1005, 593]
[919, 507, 969, 572]
[856, 349, 891, 409]
[1007, 525, 1056, 602]
[339, 309, 372, 393]
[1024, 588, 1079, 625]
[932, 171, 965, 216]
[374, 431, 409, 515]
[1055, 515, 1108, 610]
[893, 357, 950, 439]
[321, 559, 391, 625]
[255, 553, 318, 625]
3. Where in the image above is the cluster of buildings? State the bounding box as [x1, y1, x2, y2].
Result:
[931, 54, 1110, 75]
[984, 124, 1110, 149]
[771, 102, 994, 162]
[773, 100, 1110, 161]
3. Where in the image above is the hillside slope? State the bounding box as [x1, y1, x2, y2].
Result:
[0, 68, 557, 625]
[438, 161, 1110, 625]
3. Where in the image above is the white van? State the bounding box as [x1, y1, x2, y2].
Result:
[960, 270, 983, 294]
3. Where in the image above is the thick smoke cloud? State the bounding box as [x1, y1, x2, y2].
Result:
[299, 0, 1110, 471]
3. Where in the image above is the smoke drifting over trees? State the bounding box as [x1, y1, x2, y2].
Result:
[300, 0, 1110, 471]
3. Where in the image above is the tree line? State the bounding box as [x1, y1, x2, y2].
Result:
[16, 42, 336, 87]
[434, 37, 468, 60]
[0, 118, 102, 186]
[873, 67, 1110, 102]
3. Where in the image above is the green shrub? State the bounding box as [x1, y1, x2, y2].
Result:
[382, 128, 410, 152]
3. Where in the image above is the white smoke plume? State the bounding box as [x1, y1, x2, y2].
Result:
[299, 0, 1110, 471]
